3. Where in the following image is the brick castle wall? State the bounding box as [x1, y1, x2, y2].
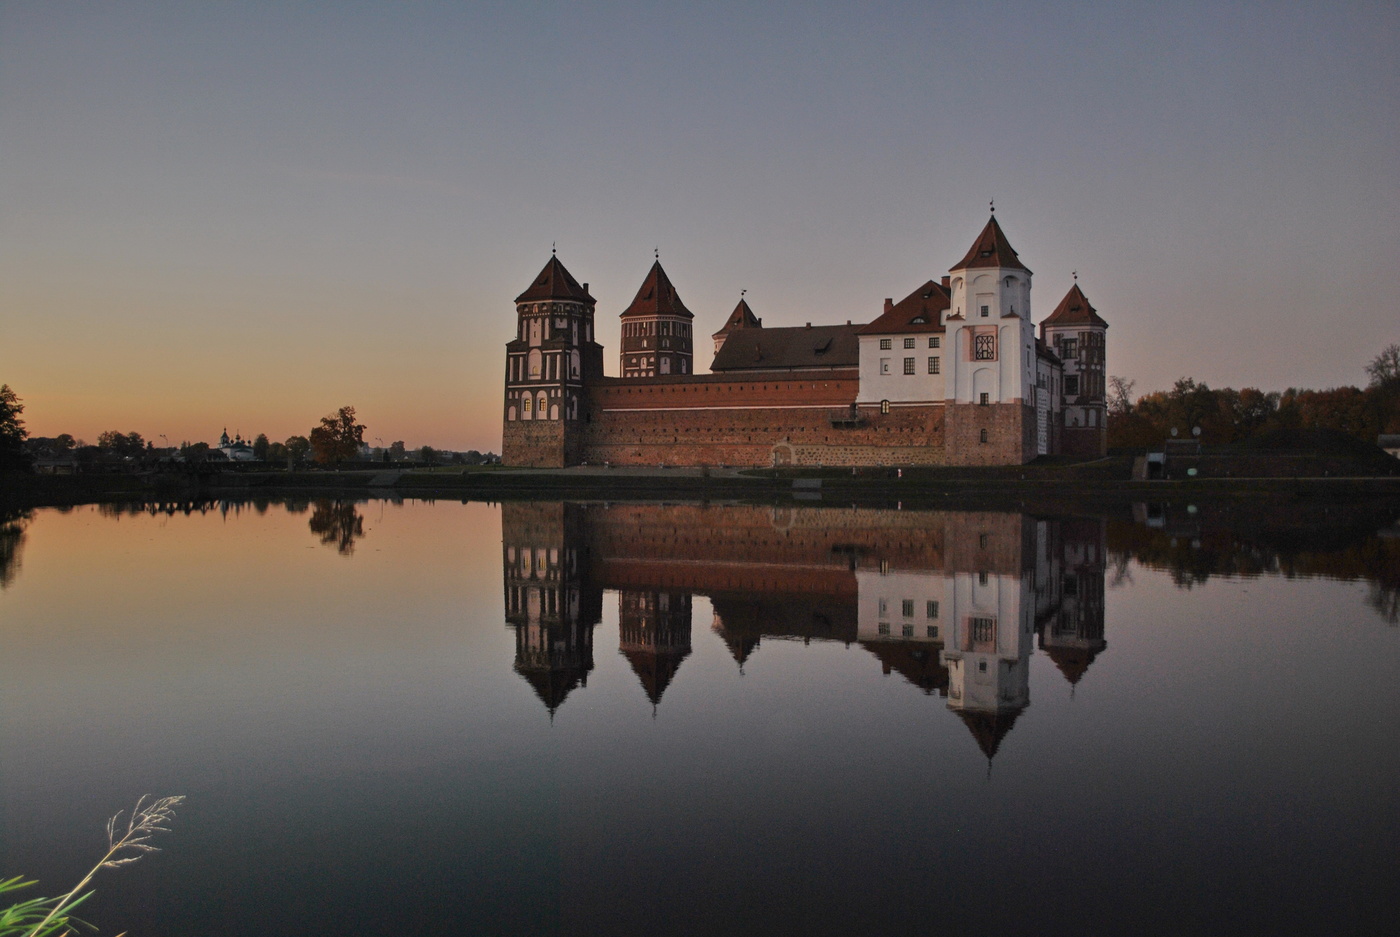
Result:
[577, 373, 947, 466]
[503, 420, 578, 468]
[1061, 424, 1107, 459]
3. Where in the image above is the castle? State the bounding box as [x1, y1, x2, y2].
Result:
[502, 216, 1108, 468]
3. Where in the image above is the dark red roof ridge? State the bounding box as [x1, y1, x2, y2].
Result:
[859, 280, 950, 335]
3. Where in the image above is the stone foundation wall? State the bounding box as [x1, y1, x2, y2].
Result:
[1062, 424, 1107, 459]
[943, 402, 1038, 466]
[503, 420, 579, 468]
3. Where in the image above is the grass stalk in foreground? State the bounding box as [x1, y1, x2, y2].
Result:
[1, 794, 185, 937]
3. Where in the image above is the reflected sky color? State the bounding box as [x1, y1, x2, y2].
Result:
[1, 498, 1397, 935]
[2, 2, 1397, 449]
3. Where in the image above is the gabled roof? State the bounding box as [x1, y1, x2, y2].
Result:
[620, 260, 694, 320]
[710, 324, 861, 372]
[713, 298, 761, 337]
[951, 216, 1030, 273]
[515, 255, 594, 304]
[859, 281, 950, 335]
[1041, 283, 1108, 329]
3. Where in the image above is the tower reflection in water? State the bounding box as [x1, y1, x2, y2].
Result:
[502, 502, 1106, 756]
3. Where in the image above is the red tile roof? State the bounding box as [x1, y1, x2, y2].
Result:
[515, 255, 595, 304]
[1041, 283, 1108, 329]
[620, 260, 694, 320]
[858, 280, 950, 335]
[710, 323, 861, 372]
[951, 216, 1030, 272]
[713, 297, 761, 337]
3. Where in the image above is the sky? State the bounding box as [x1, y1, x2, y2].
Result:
[2, 0, 1396, 452]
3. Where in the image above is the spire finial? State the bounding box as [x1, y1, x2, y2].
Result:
[1072, 269, 1078, 281]
[989, 199, 995, 214]
[741, 288, 746, 298]
[654, 246, 659, 262]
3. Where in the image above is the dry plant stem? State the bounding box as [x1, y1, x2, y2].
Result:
[22, 795, 185, 937]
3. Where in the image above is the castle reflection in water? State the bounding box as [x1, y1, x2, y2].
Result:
[503, 503, 1106, 759]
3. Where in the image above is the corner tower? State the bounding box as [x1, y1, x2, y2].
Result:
[943, 216, 1038, 465]
[502, 254, 604, 468]
[1041, 283, 1109, 457]
[619, 259, 695, 378]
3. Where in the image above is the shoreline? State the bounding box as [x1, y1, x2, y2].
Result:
[6, 466, 1400, 511]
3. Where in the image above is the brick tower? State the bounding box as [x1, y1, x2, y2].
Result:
[1041, 283, 1109, 457]
[619, 259, 695, 378]
[502, 254, 604, 467]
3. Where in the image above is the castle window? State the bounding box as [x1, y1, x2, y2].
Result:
[1061, 338, 1078, 358]
[902, 600, 914, 618]
[928, 357, 940, 374]
[979, 428, 988, 443]
[979, 393, 989, 406]
[1065, 375, 1080, 396]
[927, 625, 939, 638]
[879, 339, 892, 350]
[878, 622, 890, 636]
[980, 305, 989, 317]
[974, 334, 996, 360]
[880, 400, 891, 414]
[929, 337, 940, 348]
[903, 357, 915, 375]
[902, 625, 914, 637]
[878, 598, 887, 616]
[903, 338, 915, 349]
[880, 358, 891, 374]
[926, 601, 939, 619]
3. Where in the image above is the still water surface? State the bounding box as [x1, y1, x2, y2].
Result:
[1, 497, 1397, 936]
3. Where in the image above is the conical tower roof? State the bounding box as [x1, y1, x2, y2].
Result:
[1041, 283, 1108, 329]
[713, 297, 761, 338]
[621, 261, 694, 320]
[956, 709, 1023, 761]
[621, 647, 691, 706]
[515, 255, 594, 304]
[951, 216, 1030, 273]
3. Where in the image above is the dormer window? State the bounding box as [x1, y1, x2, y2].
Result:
[910, 316, 926, 324]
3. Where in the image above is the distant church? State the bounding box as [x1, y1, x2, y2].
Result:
[502, 216, 1108, 467]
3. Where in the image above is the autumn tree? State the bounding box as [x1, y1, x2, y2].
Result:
[284, 435, 311, 464]
[1366, 343, 1400, 388]
[0, 384, 31, 472]
[309, 407, 365, 464]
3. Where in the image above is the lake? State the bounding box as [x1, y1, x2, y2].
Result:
[1, 496, 1397, 936]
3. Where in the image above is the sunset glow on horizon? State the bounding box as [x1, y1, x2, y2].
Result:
[3, 2, 1396, 451]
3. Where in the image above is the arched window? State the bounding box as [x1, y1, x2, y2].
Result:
[522, 396, 532, 420]
[537, 392, 548, 419]
[979, 428, 988, 444]
[880, 399, 891, 414]
[528, 349, 542, 379]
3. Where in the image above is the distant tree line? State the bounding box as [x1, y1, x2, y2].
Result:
[1108, 343, 1400, 449]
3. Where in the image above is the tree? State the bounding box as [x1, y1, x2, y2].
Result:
[309, 407, 364, 464]
[388, 440, 406, 461]
[419, 445, 437, 464]
[266, 441, 288, 463]
[1107, 375, 1135, 417]
[285, 435, 311, 464]
[0, 384, 31, 472]
[97, 431, 145, 458]
[253, 433, 270, 461]
[1365, 343, 1400, 388]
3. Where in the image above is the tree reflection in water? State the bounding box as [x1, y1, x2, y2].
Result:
[308, 499, 365, 555]
[0, 506, 30, 589]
